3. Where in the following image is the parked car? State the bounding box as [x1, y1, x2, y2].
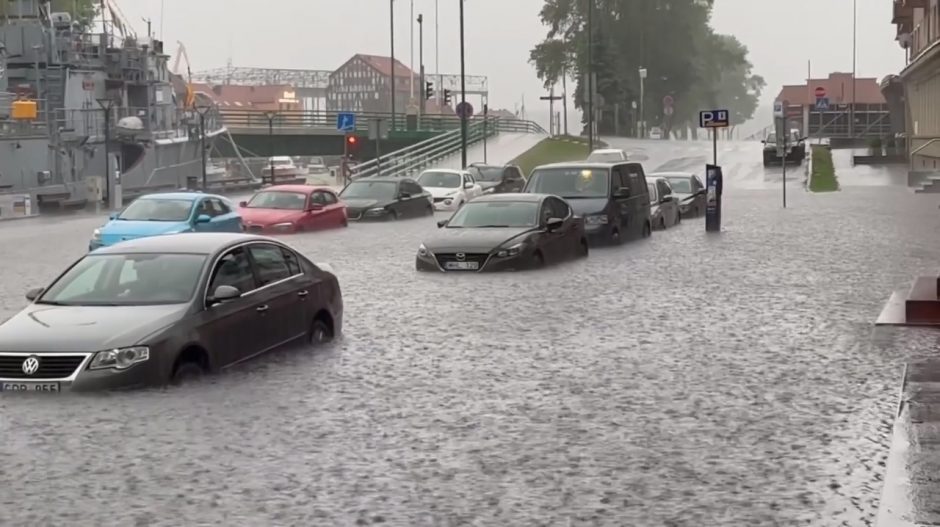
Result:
[649, 127, 663, 140]
[647, 177, 681, 230]
[466, 163, 527, 194]
[239, 185, 347, 233]
[586, 148, 630, 163]
[416, 193, 588, 272]
[651, 172, 706, 217]
[0, 233, 343, 392]
[523, 162, 652, 244]
[89, 192, 242, 252]
[339, 177, 434, 221]
[416, 169, 483, 211]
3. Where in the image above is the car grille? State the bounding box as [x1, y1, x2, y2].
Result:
[0, 354, 87, 380]
[433, 197, 448, 203]
[435, 253, 489, 271]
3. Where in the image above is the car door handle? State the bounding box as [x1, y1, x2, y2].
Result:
[256, 305, 270, 313]
[297, 290, 309, 298]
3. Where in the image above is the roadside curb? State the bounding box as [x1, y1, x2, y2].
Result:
[0, 214, 41, 223]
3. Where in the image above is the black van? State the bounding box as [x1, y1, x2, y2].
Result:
[523, 162, 652, 245]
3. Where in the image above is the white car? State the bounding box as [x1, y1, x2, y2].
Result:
[586, 148, 629, 163]
[416, 169, 483, 211]
[649, 127, 663, 140]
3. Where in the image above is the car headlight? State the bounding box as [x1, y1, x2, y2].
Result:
[272, 222, 294, 229]
[585, 214, 609, 225]
[417, 243, 431, 257]
[496, 242, 524, 258]
[365, 207, 387, 215]
[443, 199, 453, 205]
[92, 228, 101, 241]
[89, 346, 150, 371]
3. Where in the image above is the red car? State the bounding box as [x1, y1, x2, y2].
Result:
[238, 185, 348, 233]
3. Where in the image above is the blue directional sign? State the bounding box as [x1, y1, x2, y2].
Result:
[699, 109, 730, 128]
[815, 97, 830, 111]
[336, 112, 356, 132]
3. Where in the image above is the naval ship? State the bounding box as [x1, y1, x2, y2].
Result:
[0, 0, 224, 210]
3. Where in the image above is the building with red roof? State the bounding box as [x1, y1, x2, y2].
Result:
[773, 73, 892, 139]
[327, 53, 455, 115]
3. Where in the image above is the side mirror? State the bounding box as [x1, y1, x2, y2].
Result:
[195, 214, 212, 224]
[437, 220, 447, 228]
[614, 187, 631, 198]
[108, 212, 118, 220]
[238, 201, 248, 207]
[208, 285, 241, 304]
[399, 192, 412, 200]
[308, 203, 325, 212]
[464, 182, 473, 189]
[25, 287, 44, 301]
[546, 217, 564, 231]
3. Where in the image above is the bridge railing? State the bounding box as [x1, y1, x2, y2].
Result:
[349, 117, 545, 181]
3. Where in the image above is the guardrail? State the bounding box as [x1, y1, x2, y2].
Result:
[349, 117, 544, 181]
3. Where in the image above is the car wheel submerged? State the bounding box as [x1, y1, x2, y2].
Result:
[609, 227, 622, 245]
[308, 317, 334, 346]
[531, 251, 545, 269]
[171, 361, 205, 385]
[643, 221, 652, 238]
[659, 218, 666, 230]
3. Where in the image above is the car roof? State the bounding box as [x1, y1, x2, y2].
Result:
[590, 148, 624, 154]
[473, 193, 544, 203]
[138, 191, 219, 201]
[262, 184, 332, 194]
[90, 233, 280, 256]
[419, 168, 464, 175]
[534, 161, 622, 169]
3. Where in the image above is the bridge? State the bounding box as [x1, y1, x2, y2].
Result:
[215, 110, 544, 158]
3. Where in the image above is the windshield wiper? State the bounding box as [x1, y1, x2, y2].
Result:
[35, 300, 70, 306]
[473, 225, 514, 228]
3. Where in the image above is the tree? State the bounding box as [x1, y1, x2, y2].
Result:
[530, 0, 762, 137]
[1, 0, 97, 26]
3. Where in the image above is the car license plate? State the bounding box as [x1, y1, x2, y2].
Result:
[445, 261, 479, 270]
[1, 382, 61, 393]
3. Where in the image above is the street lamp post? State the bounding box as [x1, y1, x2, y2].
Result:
[390, 0, 396, 132]
[194, 102, 213, 191]
[96, 97, 115, 205]
[586, 0, 594, 151]
[459, 0, 467, 168]
[850, 0, 857, 139]
[418, 13, 425, 128]
[638, 67, 647, 138]
[264, 111, 276, 184]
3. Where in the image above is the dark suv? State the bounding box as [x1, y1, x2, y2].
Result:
[763, 130, 806, 166]
[466, 163, 527, 194]
[523, 161, 652, 245]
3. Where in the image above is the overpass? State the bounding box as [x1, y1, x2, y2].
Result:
[215, 110, 543, 159]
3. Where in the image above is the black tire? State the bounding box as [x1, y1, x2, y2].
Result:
[609, 227, 622, 245]
[643, 221, 652, 238]
[390, 209, 401, 221]
[659, 218, 666, 230]
[171, 361, 204, 385]
[579, 238, 589, 257]
[426, 205, 434, 216]
[309, 318, 333, 346]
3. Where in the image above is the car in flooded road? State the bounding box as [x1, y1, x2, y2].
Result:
[647, 177, 681, 230]
[416, 169, 483, 211]
[239, 185, 347, 233]
[339, 177, 434, 221]
[586, 148, 630, 162]
[652, 172, 706, 218]
[524, 162, 652, 245]
[466, 163, 527, 194]
[88, 192, 242, 251]
[0, 233, 342, 392]
[416, 193, 588, 272]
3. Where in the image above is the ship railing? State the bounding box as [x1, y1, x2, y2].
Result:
[0, 93, 51, 138]
[53, 105, 222, 141]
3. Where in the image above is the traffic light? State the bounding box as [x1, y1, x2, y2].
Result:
[345, 134, 360, 156]
[425, 81, 434, 101]
[443, 89, 452, 106]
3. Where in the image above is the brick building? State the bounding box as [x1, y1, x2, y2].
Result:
[326, 54, 453, 115]
[775, 73, 891, 138]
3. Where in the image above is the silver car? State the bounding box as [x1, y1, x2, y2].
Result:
[651, 172, 707, 218]
[648, 177, 681, 230]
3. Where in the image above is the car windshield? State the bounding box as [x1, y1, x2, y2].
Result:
[665, 177, 692, 193]
[586, 151, 623, 162]
[527, 168, 610, 198]
[118, 198, 194, 222]
[246, 191, 307, 210]
[341, 181, 398, 200]
[468, 166, 503, 182]
[418, 171, 461, 188]
[766, 133, 776, 143]
[38, 253, 207, 306]
[447, 201, 539, 228]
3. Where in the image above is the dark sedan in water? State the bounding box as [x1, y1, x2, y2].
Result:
[416, 193, 588, 272]
[0, 233, 343, 392]
[339, 177, 434, 221]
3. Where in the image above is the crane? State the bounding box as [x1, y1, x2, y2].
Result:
[171, 41, 196, 107]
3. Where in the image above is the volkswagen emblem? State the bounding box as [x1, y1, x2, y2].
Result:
[21, 356, 40, 376]
[455, 253, 466, 261]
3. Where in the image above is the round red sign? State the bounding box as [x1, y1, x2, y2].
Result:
[663, 95, 674, 107]
[814, 86, 826, 98]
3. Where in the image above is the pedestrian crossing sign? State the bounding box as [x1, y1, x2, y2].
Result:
[815, 97, 830, 111]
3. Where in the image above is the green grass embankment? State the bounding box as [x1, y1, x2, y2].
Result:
[809, 145, 839, 192]
[511, 135, 605, 176]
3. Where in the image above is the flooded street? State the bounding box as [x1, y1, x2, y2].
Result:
[2, 140, 939, 526]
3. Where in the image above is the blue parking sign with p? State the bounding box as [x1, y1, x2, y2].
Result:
[699, 109, 729, 128]
[337, 112, 356, 131]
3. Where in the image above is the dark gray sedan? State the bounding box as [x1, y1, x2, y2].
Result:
[416, 193, 589, 272]
[652, 172, 707, 218]
[0, 233, 343, 392]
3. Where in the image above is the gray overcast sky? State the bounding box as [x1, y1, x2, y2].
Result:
[121, 0, 905, 129]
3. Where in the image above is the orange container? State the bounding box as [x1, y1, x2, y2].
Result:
[11, 100, 38, 120]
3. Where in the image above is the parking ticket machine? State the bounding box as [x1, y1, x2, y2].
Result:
[705, 164, 723, 232]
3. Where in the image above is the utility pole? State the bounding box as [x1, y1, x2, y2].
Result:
[409, 0, 415, 102]
[540, 87, 563, 137]
[459, 0, 467, 168]
[418, 13, 425, 124]
[435, 0, 441, 113]
[850, 0, 857, 139]
[390, 0, 396, 132]
[586, 0, 594, 150]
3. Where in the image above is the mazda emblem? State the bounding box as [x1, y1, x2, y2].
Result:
[21, 356, 40, 376]
[456, 253, 466, 261]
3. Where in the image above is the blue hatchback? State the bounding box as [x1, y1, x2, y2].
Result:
[89, 192, 243, 251]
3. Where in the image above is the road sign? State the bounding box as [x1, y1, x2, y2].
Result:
[456, 101, 474, 119]
[664, 106, 674, 116]
[699, 109, 729, 128]
[663, 95, 674, 107]
[773, 101, 784, 118]
[336, 112, 356, 132]
[815, 97, 830, 111]
[815, 86, 826, 98]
